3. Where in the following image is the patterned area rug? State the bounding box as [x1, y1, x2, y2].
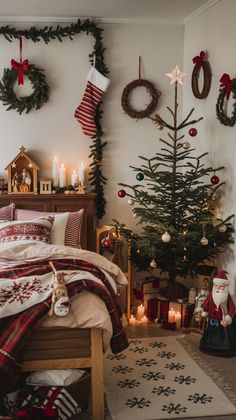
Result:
[104, 337, 236, 419]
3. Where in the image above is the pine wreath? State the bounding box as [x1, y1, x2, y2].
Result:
[216, 79, 236, 127]
[0, 64, 49, 114]
[121, 79, 161, 119]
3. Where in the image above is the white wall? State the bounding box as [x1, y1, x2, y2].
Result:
[102, 23, 183, 228]
[183, 0, 236, 295]
[0, 21, 183, 225]
[0, 25, 94, 184]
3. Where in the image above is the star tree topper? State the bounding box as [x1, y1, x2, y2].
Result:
[166, 65, 186, 85]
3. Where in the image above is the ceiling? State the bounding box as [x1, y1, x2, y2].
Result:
[0, 0, 218, 23]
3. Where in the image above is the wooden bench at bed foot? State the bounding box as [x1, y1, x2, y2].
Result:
[23, 327, 104, 420]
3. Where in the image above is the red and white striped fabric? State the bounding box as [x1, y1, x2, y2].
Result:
[0, 203, 15, 221]
[74, 66, 110, 138]
[64, 210, 84, 248]
[14, 208, 84, 249]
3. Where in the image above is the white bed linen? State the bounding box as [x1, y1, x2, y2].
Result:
[0, 241, 128, 351]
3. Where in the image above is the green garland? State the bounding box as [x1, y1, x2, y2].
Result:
[0, 65, 49, 114]
[0, 19, 108, 219]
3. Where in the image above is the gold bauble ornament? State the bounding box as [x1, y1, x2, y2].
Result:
[150, 259, 157, 268]
[128, 198, 134, 205]
[219, 224, 227, 233]
[183, 141, 190, 149]
[200, 236, 208, 246]
[161, 231, 171, 242]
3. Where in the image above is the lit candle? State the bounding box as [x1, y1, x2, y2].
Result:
[168, 307, 175, 323]
[59, 164, 66, 188]
[175, 311, 181, 329]
[137, 304, 145, 321]
[141, 315, 148, 325]
[129, 315, 136, 326]
[71, 170, 78, 186]
[79, 162, 85, 186]
[52, 156, 59, 187]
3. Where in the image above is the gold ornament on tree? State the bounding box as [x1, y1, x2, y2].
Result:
[161, 231, 171, 242]
[150, 259, 157, 268]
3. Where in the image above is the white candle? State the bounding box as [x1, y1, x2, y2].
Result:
[168, 307, 175, 323]
[59, 164, 66, 188]
[141, 315, 148, 325]
[71, 170, 78, 186]
[52, 156, 59, 187]
[137, 304, 145, 321]
[79, 162, 85, 186]
[175, 311, 182, 329]
[129, 315, 136, 326]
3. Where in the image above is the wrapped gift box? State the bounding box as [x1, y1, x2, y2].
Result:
[162, 320, 176, 330]
[181, 303, 195, 328]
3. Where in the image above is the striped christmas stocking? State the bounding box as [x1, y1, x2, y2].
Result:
[74, 66, 110, 138]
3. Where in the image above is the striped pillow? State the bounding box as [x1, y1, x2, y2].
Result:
[0, 216, 54, 244]
[0, 203, 15, 221]
[14, 209, 84, 248]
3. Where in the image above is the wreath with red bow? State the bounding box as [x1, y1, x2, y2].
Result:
[0, 63, 49, 114]
[216, 73, 236, 127]
[191, 51, 212, 99]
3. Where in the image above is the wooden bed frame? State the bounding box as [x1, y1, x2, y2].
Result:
[0, 193, 105, 420]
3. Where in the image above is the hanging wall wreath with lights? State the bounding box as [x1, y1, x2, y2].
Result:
[0, 64, 49, 114]
[121, 56, 161, 119]
[216, 73, 236, 127]
[121, 78, 160, 119]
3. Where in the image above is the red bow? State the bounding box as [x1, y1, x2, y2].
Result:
[220, 73, 234, 99]
[192, 51, 206, 68]
[11, 58, 29, 85]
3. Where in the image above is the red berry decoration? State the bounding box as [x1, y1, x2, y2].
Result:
[210, 175, 220, 185]
[118, 189, 126, 198]
[102, 239, 112, 249]
[189, 127, 198, 137]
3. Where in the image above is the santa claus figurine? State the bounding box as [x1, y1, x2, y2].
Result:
[200, 270, 236, 356]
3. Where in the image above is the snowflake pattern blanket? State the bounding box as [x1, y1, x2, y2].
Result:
[0, 241, 129, 383]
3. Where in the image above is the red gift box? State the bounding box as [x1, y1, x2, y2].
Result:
[147, 298, 158, 321]
[162, 320, 176, 330]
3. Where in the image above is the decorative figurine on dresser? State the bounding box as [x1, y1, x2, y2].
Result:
[5, 146, 39, 194]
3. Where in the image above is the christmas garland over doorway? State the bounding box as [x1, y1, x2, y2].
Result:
[0, 19, 108, 219]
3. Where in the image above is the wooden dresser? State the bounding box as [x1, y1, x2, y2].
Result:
[0, 193, 97, 251]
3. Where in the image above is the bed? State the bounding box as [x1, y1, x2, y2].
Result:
[0, 193, 129, 420]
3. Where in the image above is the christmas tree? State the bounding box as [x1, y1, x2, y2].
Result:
[117, 65, 234, 297]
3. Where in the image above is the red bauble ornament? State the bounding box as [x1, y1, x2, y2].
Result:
[118, 189, 126, 198]
[210, 175, 220, 185]
[102, 238, 112, 249]
[189, 127, 198, 137]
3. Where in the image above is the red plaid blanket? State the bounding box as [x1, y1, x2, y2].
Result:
[0, 258, 129, 383]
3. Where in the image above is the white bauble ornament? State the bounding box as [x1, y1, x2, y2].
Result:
[54, 296, 70, 317]
[183, 142, 190, 149]
[128, 198, 134, 205]
[161, 231, 171, 242]
[219, 224, 227, 233]
[200, 236, 208, 246]
[150, 259, 157, 268]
